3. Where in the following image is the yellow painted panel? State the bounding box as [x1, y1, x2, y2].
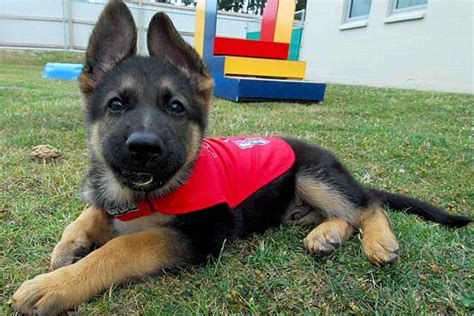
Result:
[224, 56, 306, 79]
[195, 0, 206, 57]
[274, 0, 295, 43]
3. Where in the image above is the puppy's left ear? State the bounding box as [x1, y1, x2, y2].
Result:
[147, 12, 213, 104]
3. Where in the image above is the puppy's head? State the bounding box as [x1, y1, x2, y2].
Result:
[80, 1, 213, 194]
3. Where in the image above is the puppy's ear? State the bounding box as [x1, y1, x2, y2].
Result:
[147, 12, 213, 105]
[80, 0, 137, 97]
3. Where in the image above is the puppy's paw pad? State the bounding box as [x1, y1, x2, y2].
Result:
[362, 236, 400, 266]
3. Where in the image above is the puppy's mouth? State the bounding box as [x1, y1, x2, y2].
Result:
[129, 173, 157, 188]
[114, 168, 165, 192]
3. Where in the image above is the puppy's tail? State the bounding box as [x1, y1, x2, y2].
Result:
[369, 189, 472, 228]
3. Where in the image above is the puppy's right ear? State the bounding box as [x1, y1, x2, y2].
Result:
[80, 0, 137, 98]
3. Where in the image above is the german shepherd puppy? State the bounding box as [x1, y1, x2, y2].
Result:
[11, 1, 471, 314]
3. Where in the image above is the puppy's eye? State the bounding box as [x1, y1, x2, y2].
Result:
[108, 97, 125, 112]
[168, 100, 185, 115]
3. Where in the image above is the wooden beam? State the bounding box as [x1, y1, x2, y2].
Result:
[223, 56, 306, 79]
[260, 0, 279, 42]
[214, 37, 289, 59]
[194, 0, 206, 57]
[274, 0, 295, 43]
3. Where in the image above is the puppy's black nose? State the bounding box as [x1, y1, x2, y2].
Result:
[126, 132, 162, 156]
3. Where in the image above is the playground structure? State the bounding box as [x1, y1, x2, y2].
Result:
[195, 0, 326, 102]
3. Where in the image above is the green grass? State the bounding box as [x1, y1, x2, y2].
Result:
[1, 50, 473, 314]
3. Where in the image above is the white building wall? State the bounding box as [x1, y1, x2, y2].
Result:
[301, 0, 473, 94]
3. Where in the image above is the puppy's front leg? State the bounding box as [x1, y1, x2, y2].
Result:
[12, 228, 189, 315]
[50, 206, 111, 270]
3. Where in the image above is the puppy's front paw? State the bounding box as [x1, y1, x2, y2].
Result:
[50, 237, 92, 270]
[361, 232, 399, 266]
[11, 268, 82, 315]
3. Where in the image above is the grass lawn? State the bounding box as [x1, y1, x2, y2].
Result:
[1, 50, 473, 314]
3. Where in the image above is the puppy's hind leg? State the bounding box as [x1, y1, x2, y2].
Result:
[296, 174, 356, 256]
[50, 206, 112, 270]
[296, 173, 400, 265]
[304, 219, 354, 256]
[359, 204, 399, 266]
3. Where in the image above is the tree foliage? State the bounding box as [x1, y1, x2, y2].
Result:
[295, 0, 306, 12]
[218, 0, 307, 16]
[152, 0, 307, 16]
[218, 0, 265, 15]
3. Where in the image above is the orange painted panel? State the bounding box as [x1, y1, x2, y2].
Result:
[274, 0, 295, 43]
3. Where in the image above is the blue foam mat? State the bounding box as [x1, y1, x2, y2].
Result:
[42, 63, 84, 80]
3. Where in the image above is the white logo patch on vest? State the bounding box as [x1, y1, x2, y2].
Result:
[232, 137, 270, 150]
[106, 202, 139, 217]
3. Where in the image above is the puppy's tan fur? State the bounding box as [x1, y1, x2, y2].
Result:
[359, 205, 399, 265]
[13, 228, 188, 315]
[296, 173, 357, 225]
[50, 206, 111, 270]
[12, 1, 468, 315]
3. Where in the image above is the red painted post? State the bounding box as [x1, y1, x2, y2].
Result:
[260, 0, 279, 42]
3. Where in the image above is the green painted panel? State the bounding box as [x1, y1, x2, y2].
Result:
[289, 28, 302, 61]
[246, 31, 260, 40]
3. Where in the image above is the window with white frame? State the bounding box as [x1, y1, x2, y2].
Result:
[346, 0, 372, 21]
[393, 0, 428, 13]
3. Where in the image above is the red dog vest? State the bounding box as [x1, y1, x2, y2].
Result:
[106, 136, 295, 221]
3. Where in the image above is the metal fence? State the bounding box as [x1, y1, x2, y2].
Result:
[0, 0, 305, 55]
[0, 0, 261, 53]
